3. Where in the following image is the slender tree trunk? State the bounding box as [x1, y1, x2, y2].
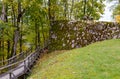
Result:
[48, 0, 52, 49]
[88, 0, 93, 17]
[0, 29, 4, 65]
[11, 4, 18, 56]
[5, 4, 9, 59]
[83, 0, 87, 16]
[7, 40, 10, 59]
[35, 21, 38, 49]
[41, 24, 45, 46]
[11, 30, 19, 56]
[48, 0, 51, 21]
[12, 5, 16, 27]
[17, 0, 21, 28]
[19, 31, 22, 53]
[1, 29, 5, 65]
[0, 41, 1, 49]
[0, 40, 2, 61]
[0, 1, 8, 62]
[19, 17, 23, 53]
[70, 0, 74, 19]
[37, 26, 40, 47]
[64, 1, 67, 19]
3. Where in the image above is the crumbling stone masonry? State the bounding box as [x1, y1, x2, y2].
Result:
[50, 20, 120, 51]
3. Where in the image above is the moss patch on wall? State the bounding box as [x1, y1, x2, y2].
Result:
[49, 20, 120, 51]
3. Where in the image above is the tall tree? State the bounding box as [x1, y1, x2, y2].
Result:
[11, 0, 25, 56]
[74, 0, 105, 20]
[0, 1, 8, 63]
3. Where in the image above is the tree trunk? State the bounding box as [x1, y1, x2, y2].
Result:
[41, 24, 45, 47]
[48, 0, 51, 21]
[11, 4, 18, 57]
[0, 40, 2, 61]
[11, 30, 19, 56]
[0, 2, 8, 62]
[19, 17, 23, 53]
[37, 27, 40, 47]
[48, 0, 52, 49]
[83, 0, 87, 16]
[11, 0, 25, 56]
[70, 0, 74, 19]
[7, 40, 10, 59]
[64, 1, 67, 19]
[35, 21, 38, 49]
[1, 29, 5, 65]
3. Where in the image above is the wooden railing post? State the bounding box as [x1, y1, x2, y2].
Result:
[24, 60, 26, 74]
[9, 72, 16, 79]
[24, 59, 27, 79]
[30, 47, 32, 52]
[9, 72, 12, 79]
[34, 53, 35, 61]
[26, 50, 28, 57]
[28, 56, 31, 68]
[31, 54, 33, 64]
[31, 55, 32, 66]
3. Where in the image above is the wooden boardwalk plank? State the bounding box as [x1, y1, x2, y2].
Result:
[0, 48, 42, 79]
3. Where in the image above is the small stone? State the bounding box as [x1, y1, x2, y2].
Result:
[72, 43, 75, 48]
[63, 43, 66, 47]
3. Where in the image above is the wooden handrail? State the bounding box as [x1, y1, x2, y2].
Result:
[0, 58, 24, 71]
[0, 47, 40, 71]
[0, 47, 32, 66]
[0, 52, 24, 63]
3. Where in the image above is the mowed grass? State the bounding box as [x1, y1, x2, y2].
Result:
[28, 39, 120, 79]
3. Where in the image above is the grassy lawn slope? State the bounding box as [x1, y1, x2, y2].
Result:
[28, 39, 120, 79]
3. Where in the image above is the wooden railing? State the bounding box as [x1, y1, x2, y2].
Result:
[0, 47, 32, 68]
[0, 46, 44, 79]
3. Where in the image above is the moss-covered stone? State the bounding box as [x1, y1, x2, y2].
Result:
[49, 20, 120, 51]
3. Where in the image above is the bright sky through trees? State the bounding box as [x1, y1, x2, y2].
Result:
[99, 1, 117, 21]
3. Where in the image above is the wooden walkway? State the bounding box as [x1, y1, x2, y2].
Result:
[0, 47, 44, 79]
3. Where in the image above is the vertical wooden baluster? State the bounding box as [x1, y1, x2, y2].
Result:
[28, 57, 30, 68]
[9, 72, 12, 79]
[24, 59, 26, 75]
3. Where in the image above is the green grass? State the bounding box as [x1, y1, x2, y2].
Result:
[28, 39, 120, 79]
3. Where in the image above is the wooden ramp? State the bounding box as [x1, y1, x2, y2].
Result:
[0, 47, 43, 79]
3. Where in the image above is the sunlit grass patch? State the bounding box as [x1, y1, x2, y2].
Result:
[28, 39, 120, 79]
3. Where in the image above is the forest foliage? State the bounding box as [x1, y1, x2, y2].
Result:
[0, 0, 119, 62]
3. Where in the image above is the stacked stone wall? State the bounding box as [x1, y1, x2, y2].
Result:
[50, 20, 120, 50]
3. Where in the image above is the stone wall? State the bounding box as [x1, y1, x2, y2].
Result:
[49, 20, 120, 51]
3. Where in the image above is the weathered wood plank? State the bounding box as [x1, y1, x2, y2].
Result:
[0, 47, 42, 79]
